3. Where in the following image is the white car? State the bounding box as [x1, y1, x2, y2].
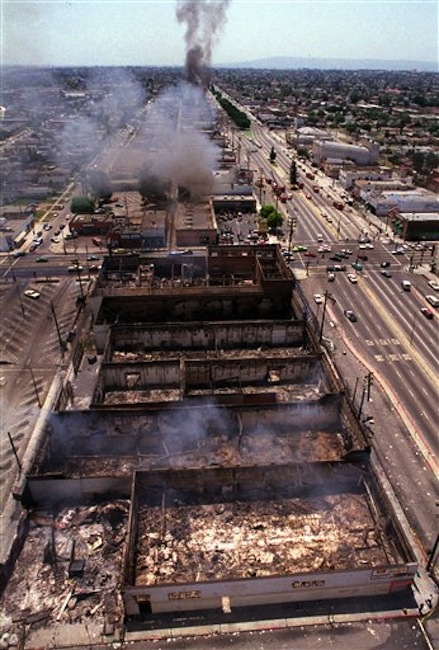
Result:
[347, 273, 358, 284]
[428, 280, 439, 291]
[24, 289, 40, 300]
[313, 293, 323, 304]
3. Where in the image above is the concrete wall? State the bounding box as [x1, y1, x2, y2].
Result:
[123, 563, 417, 615]
[108, 321, 305, 357]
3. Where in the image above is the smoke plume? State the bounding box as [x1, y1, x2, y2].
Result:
[176, 0, 230, 85]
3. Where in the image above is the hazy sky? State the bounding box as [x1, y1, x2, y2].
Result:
[2, 0, 438, 68]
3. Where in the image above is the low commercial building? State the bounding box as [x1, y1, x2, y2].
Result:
[313, 139, 379, 167]
[362, 187, 439, 216]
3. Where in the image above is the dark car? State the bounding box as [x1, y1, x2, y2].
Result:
[421, 307, 434, 320]
[357, 253, 368, 261]
[344, 309, 358, 322]
[381, 270, 392, 278]
[329, 254, 343, 261]
[352, 261, 363, 271]
[381, 261, 391, 268]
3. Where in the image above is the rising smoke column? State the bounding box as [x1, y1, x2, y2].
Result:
[176, 0, 230, 85]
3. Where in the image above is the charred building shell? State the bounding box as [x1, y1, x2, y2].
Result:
[2, 244, 417, 635]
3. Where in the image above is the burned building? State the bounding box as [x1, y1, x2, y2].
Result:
[1, 244, 417, 638]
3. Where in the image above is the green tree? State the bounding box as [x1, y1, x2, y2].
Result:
[289, 160, 298, 186]
[260, 204, 283, 230]
[266, 211, 284, 230]
[70, 196, 95, 214]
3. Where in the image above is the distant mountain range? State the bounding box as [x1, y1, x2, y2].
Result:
[219, 56, 437, 72]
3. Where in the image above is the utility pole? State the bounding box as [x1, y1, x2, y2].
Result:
[358, 377, 367, 419]
[50, 300, 65, 358]
[288, 209, 297, 254]
[28, 367, 42, 408]
[319, 290, 335, 342]
[7, 432, 22, 474]
[366, 372, 374, 402]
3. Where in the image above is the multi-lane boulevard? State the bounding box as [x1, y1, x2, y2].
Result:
[240, 119, 438, 559]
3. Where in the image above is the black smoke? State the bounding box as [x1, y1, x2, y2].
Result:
[176, 0, 230, 85]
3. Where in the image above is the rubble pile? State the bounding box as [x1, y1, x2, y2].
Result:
[135, 492, 394, 586]
[0, 501, 129, 636]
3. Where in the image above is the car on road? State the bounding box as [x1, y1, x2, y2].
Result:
[87, 255, 100, 261]
[329, 254, 343, 261]
[68, 264, 84, 272]
[35, 256, 48, 263]
[380, 261, 391, 268]
[381, 270, 392, 278]
[327, 272, 335, 282]
[401, 280, 412, 291]
[304, 251, 316, 257]
[428, 280, 439, 291]
[326, 264, 346, 272]
[352, 261, 363, 271]
[344, 309, 357, 322]
[341, 249, 352, 256]
[292, 245, 307, 252]
[420, 307, 434, 320]
[24, 289, 40, 300]
[347, 273, 358, 284]
[425, 294, 439, 308]
[12, 251, 26, 258]
[391, 248, 404, 255]
[313, 293, 323, 304]
[29, 242, 40, 252]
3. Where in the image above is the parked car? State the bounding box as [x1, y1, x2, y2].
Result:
[24, 289, 40, 300]
[313, 293, 323, 304]
[352, 261, 363, 271]
[381, 261, 391, 268]
[381, 270, 392, 278]
[347, 274, 358, 284]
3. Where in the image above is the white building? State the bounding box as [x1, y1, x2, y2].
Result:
[361, 187, 439, 216]
[313, 139, 379, 167]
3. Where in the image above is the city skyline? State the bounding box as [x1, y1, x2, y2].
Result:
[2, 0, 438, 70]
